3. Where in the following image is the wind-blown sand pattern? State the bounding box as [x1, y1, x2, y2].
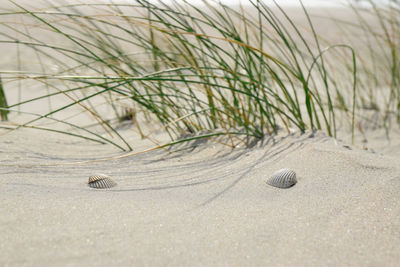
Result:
[1, 126, 400, 266]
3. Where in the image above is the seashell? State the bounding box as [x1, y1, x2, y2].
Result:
[88, 174, 117, 189]
[266, 168, 297, 189]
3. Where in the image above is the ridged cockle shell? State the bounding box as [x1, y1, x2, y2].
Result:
[88, 174, 117, 189]
[266, 168, 297, 188]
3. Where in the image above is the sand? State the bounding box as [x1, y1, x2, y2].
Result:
[1, 3, 400, 266]
[1, 125, 400, 266]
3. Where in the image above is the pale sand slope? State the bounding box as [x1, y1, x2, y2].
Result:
[0, 127, 399, 266]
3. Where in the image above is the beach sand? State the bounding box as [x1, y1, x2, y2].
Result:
[1, 3, 400, 266]
[1, 125, 399, 266]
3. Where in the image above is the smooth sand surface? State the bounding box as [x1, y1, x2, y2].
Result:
[1, 126, 400, 266]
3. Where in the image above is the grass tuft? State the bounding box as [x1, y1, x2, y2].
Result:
[0, 75, 9, 121]
[0, 0, 371, 150]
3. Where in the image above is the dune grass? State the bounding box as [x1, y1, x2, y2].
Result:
[331, 0, 400, 128]
[0, 0, 362, 151]
[0, 75, 9, 121]
[355, 0, 400, 126]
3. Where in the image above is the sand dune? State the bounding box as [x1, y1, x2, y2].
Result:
[1, 126, 399, 266]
